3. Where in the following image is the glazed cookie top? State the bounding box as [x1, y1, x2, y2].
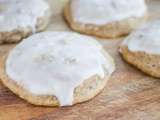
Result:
[6, 32, 115, 106]
[71, 0, 147, 25]
[122, 20, 160, 54]
[0, 0, 49, 32]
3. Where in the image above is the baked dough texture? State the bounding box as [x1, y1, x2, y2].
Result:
[120, 46, 160, 78]
[120, 20, 160, 78]
[0, 0, 50, 44]
[64, 0, 147, 38]
[0, 32, 115, 106]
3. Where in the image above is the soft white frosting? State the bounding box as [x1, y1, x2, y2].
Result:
[6, 32, 115, 106]
[71, 0, 147, 25]
[122, 20, 160, 54]
[0, 0, 49, 32]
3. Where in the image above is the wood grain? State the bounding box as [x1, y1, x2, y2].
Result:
[0, 0, 160, 120]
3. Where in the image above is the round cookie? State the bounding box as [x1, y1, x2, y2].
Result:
[0, 0, 50, 44]
[120, 20, 160, 78]
[0, 32, 115, 106]
[64, 0, 147, 38]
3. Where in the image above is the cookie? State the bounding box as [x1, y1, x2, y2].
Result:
[0, 32, 115, 106]
[0, 0, 50, 44]
[120, 20, 160, 78]
[64, 0, 147, 38]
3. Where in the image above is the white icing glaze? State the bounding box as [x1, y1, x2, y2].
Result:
[71, 0, 147, 25]
[122, 20, 160, 54]
[6, 32, 115, 106]
[0, 0, 49, 32]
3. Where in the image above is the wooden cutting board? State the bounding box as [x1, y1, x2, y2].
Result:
[0, 0, 160, 120]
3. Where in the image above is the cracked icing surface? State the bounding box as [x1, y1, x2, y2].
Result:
[6, 32, 115, 106]
[0, 0, 49, 32]
[71, 0, 147, 25]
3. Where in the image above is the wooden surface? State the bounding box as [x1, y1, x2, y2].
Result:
[0, 0, 160, 120]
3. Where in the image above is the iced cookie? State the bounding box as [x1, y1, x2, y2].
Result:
[0, 32, 115, 106]
[120, 20, 160, 78]
[64, 0, 147, 38]
[0, 0, 50, 44]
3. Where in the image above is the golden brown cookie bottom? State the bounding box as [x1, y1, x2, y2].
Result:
[120, 45, 160, 78]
